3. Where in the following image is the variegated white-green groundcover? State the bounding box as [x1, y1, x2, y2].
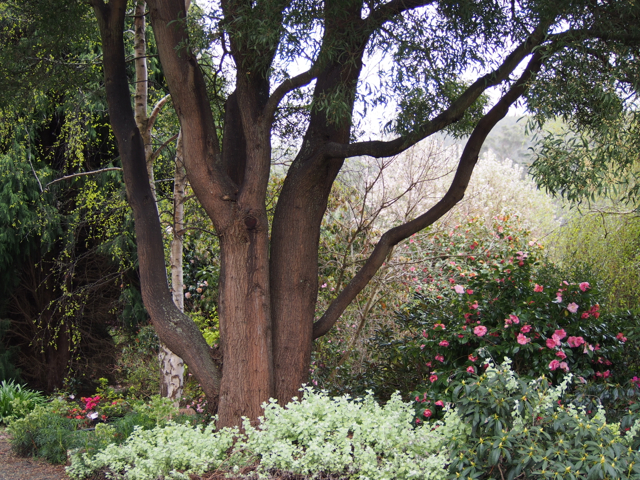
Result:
[67, 359, 640, 480]
[67, 388, 458, 480]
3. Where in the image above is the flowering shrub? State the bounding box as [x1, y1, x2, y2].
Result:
[371, 215, 629, 417]
[67, 421, 238, 480]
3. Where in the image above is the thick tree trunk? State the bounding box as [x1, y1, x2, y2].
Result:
[270, 1, 367, 402]
[91, 0, 221, 408]
[133, 0, 185, 403]
[216, 213, 273, 427]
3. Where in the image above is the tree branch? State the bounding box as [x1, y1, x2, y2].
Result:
[313, 51, 544, 339]
[322, 23, 549, 161]
[148, 93, 172, 134]
[263, 67, 320, 127]
[44, 167, 123, 190]
[148, 133, 179, 165]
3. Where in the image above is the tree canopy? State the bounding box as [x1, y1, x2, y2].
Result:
[2, 0, 640, 427]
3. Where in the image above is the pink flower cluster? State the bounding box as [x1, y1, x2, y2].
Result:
[81, 395, 101, 411]
[567, 336, 585, 348]
[549, 360, 569, 372]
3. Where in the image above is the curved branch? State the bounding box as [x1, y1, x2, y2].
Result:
[44, 167, 123, 190]
[313, 51, 544, 339]
[147, 93, 172, 134]
[148, 133, 179, 165]
[322, 23, 549, 161]
[263, 67, 320, 127]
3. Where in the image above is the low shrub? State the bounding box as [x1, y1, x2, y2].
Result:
[8, 401, 83, 464]
[67, 421, 239, 480]
[242, 388, 450, 480]
[0, 379, 45, 423]
[441, 359, 640, 480]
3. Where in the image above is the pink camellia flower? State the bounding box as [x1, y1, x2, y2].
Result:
[454, 285, 465, 294]
[468, 354, 478, 362]
[429, 374, 438, 383]
[556, 350, 567, 360]
[466, 366, 475, 374]
[517, 333, 530, 345]
[466, 289, 474, 295]
[520, 324, 532, 333]
[439, 340, 449, 347]
[423, 409, 432, 418]
[435, 355, 444, 363]
[474, 325, 488, 337]
[422, 330, 428, 338]
[559, 362, 569, 372]
[567, 302, 579, 313]
[534, 284, 544, 293]
[435, 400, 444, 407]
[554, 329, 567, 340]
[581, 312, 590, 319]
[549, 359, 560, 371]
[433, 323, 446, 330]
[420, 344, 425, 350]
[546, 337, 559, 349]
[579, 282, 590, 292]
[185, 292, 192, 298]
[616, 333, 627, 342]
[567, 336, 585, 348]
[602, 370, 611, 379]
[509, 314, 520, 324]
[469, 301, 479, 310]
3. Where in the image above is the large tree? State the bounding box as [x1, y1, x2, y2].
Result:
[87, 0, 640, 427]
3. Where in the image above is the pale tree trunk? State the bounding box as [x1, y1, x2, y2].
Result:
[159, 131, 186, 405]
[133, 0, 184, 404]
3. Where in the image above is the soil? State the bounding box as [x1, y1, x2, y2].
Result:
[0, 431, 70, 480]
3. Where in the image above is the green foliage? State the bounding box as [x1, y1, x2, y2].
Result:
[0, 379, 45, 423]
[368, 216, 628, 407]
[8, 402, 83, 464]
[242, 388, 449, 480]
[68, 388, 450, 480]
[67, 421, 238, 480]
[546, 211, 640, 311]
[444, 359, 640, 480]
[112, 326, 160, 400]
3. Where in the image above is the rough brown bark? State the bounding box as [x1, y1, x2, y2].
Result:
[90, 0, 221, 406]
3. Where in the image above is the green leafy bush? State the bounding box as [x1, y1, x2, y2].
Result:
[242, 388, 449, 480]
[67, 421, 239, 480]
[0, 379, 45, 423]
[68, 388, 452, 480]
[370, 215, 630, 414]
[8, 401, 83, 464]
[443, 359, 640, 480]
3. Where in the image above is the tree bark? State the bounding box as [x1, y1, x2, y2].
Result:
[132, 0, 185, 404]
[91, 0, 220, 408]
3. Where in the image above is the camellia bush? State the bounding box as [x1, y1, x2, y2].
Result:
[368, 215, 630, 416]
